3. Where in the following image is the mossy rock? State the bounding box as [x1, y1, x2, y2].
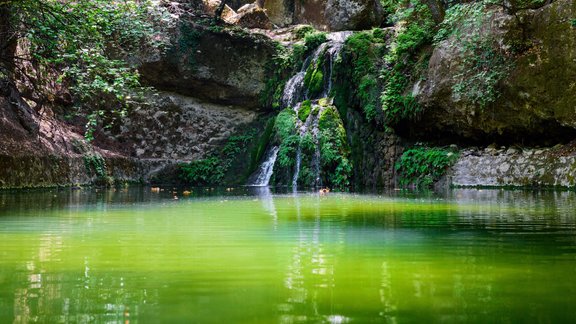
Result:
[298, 100, 312, 122]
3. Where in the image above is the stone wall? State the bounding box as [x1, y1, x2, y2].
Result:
[448, 145, 576, 188]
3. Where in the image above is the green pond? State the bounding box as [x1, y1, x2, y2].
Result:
[1, 187, 575, 323]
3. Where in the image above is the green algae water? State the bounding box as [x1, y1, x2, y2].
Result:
[1, 188, 575, 323]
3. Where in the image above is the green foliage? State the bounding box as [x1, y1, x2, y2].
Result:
[432, 1, 513, 107]
[381, 68, 421, 124]
[343, 31, 384, 122]
[303, 59, 325, 98]
[4, 0, 172, 141]
[395, 146, 459, 188]
[318, 106, 352, 190]
[180, 157, 225, 186]
[249, 117, 276, 174]
[304, 32, 328, 52]
[294, 25, 316, 39]
[452, 38, 513, 107]
[572, 19, 576, 27]
[433, 2, 486, 44]
[180, 130, 256, 186]
[380, 0, 434, 124]
[380, 0, 403, 23]
[298, 100, 312, 122]
[83, 153, 107, 178]
[261, 42, 303, 109]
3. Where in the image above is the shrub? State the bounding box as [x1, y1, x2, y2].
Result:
[180, 157, 225, 186]
[395, 146, 459, 188]
[304, 31, 328, 52]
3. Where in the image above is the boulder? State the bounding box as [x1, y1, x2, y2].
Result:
[324, 0, 384, 31]
[230, 4, 274, 29]
[139, 22, 278, 108]
[413, 0, 576, 143]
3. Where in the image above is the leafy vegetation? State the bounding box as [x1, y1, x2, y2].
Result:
[395, 145, 459, 188]
[434, 1, 513, 107]
[342, 30, 387, 122]
[304, 32, 328, 53]
[380, 0, 434, 124]
[274, 109, 300, 168]
[303, 58, 325, 98]
[0, 0, 172, 140]
[180, 157, 225, 186]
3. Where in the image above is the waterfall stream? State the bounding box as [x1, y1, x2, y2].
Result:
[248, 31, 352, 189]
[247, 146, 279, 186]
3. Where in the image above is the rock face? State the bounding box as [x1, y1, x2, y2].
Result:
[448, 145, 576, 188]
[324, 0, 384, 31]
[414, 0, 576, 143]
[106, 92, 258, 160]
[264, 0, 383, 30]
[345, 109, 403, 189]
[139, 23, 277, 108]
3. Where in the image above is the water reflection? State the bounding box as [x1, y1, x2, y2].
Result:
[0, 188, 575, 322]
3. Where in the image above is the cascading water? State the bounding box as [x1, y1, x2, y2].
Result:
[248, 31, 352, 189]
[247, 146, 279, 186]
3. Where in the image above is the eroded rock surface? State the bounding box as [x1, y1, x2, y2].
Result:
[107, 92, 258, 160]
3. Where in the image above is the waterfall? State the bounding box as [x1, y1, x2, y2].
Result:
[248, 31, 352, 189]
[292, 146, 301, 190]
[247, 146, 280, 186]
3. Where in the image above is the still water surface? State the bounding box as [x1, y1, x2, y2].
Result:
[0, 187, 575, 323]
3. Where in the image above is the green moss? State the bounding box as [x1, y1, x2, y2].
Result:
[274, 109, 299, 168]
[298, 100, 312, 122]
[304, 60, 324, 98]
[249, 117, 275, 174]
[318, 106, 352, 190]
[339, 31, 386, 123]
